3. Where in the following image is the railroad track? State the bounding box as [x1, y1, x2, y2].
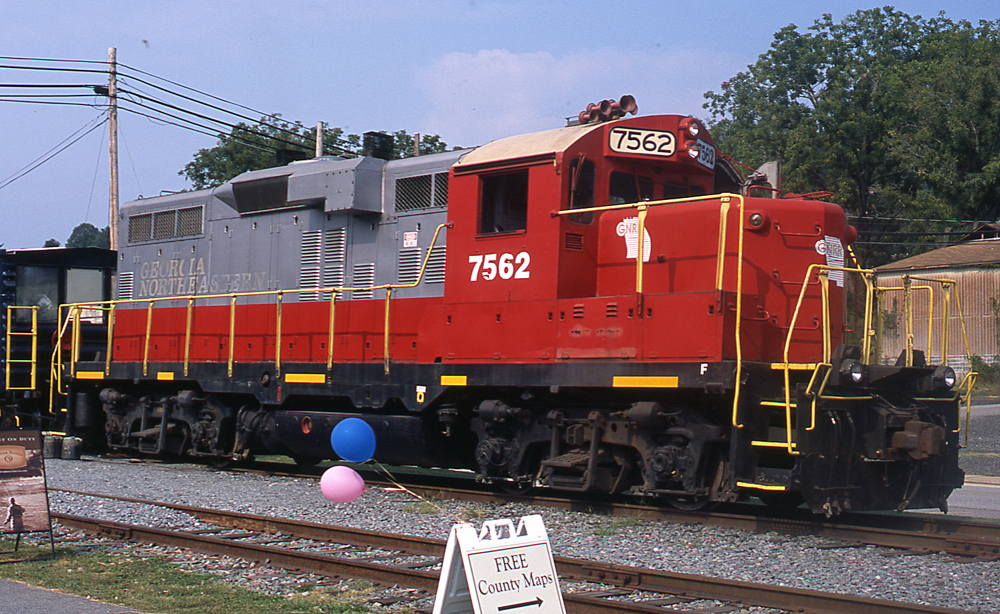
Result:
[127, 457, 1000, 559]
[92, 457, 1000, 558]
[51, 489, 979, 614]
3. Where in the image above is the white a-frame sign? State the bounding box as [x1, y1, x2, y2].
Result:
[433, 514, 566, 614]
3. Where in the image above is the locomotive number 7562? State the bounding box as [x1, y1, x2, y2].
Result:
[468, 252, 531, 281]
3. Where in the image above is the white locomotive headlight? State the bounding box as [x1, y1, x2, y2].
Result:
[933, 366, 957, 390]
[686, 141, 700, 159]
[840, 359, 864, 385]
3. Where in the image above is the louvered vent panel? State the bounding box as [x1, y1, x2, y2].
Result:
[424, 247, 446, 283]
[565, 233, 584, 251]
[299, 230, 322, 301]
[352, 263, 376, 299]
[117, 271, 134, 301]
[398, 248, 421, 285]
[322, 228, 346, 300]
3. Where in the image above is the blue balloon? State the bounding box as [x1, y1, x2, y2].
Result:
[331, 417, 376, 463]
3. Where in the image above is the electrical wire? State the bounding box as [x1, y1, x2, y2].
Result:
[0, 57, 355, 157]
[0, 113, 108, 190]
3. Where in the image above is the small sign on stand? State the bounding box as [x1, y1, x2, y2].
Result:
[0, 429, 55, 559]
[433, 515, 565, 614]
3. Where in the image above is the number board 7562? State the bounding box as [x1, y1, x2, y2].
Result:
[608, 127, 676, 157]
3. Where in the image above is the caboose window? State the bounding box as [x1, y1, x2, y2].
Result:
[609, 171, 654, 204]
[15, 266, 58, 323]
[480, 170, 528, 234]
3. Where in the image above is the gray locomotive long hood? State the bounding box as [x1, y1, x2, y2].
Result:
[213, 156, 386, 215]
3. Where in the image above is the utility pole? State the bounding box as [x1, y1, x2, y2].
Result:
[108, 47, 119, 251]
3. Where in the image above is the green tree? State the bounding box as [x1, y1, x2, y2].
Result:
[181, 118, 451, 190]
[43, 238, 60, 247]
[66, 223, 110, 249]
[704, 8, 1000, 264]
[888, 19, 1000, 222]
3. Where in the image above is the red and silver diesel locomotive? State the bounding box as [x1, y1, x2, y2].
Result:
[58, 98, 967, 514]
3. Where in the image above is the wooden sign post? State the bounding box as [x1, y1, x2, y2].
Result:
[433, 515, 565, 614]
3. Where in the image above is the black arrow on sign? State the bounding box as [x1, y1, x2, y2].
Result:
[499, 597, 543, 611]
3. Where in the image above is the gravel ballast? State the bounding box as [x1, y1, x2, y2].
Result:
[37, 452, 999, 614]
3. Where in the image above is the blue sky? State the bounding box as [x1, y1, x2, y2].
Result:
[1, 1, 995, 249]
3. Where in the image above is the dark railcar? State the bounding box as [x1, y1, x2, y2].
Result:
[1, 247, 116, 432]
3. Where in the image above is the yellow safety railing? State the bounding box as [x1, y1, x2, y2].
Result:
[52, 223, 449, 397]
[5, 306, 39, 391]
[877, 274, 977, 441]
[764, 264, 877, 454]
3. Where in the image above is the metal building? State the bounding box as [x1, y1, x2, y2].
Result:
[876, 238, 1000, 374]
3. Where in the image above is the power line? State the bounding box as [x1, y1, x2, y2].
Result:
[0, 113, 108, 190]
[1, 57, 355, 157]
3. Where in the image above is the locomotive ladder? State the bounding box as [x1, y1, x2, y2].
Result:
[5, 305, 39, 392]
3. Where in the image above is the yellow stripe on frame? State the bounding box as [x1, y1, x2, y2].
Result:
[612, 376, 679, 388]
[285, 373, 326, 384]
[76, 371, 105, 380]
[440, 375, 467, 386]
[156, 372, 175, 381]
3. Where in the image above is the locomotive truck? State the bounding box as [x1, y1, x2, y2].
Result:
[51, 99, 970, 514]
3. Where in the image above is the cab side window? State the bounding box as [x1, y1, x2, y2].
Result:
[568, 157, 595, 224]
[480, 170, 528, 234]
[609, 171, 654, 204]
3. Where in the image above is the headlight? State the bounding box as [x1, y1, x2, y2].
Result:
[840, 359, 864, 385]
[933, 366, 957, 390]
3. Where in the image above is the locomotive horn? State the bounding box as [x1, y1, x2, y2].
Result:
[619, 95, 638, 115]
[588, 99, 612, 123]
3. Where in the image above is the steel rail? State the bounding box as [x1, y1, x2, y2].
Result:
[50, 491, 979, 614]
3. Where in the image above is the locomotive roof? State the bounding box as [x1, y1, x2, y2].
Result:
[456, 121, 605, 169]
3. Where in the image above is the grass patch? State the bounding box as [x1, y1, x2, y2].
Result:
[591, 515, 642, 536]
[403, 501, 439, 515]
[0, 539, 372, 614]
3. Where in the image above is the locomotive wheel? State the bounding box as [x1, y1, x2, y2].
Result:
[664, 493, 717, 511]
[207, 456, 235, 470]
[499, 480, 534, 495]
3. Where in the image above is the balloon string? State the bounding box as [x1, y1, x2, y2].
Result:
[369, 460, 470, 526]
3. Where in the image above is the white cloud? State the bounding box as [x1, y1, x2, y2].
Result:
[415, 46, 746, 147]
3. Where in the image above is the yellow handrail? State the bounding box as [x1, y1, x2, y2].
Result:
[52, 223, 450, 394]
[772, 263, 876, 454]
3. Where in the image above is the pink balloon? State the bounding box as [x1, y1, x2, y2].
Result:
[320, 465, 366, 503]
